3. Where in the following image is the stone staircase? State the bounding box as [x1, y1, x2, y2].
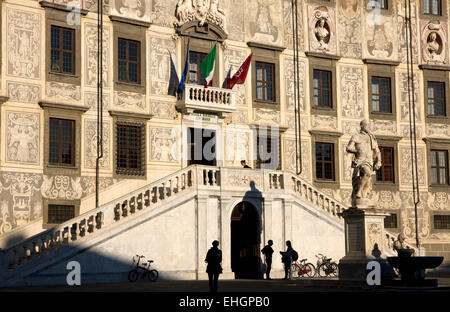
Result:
[0, 165, 413, 286]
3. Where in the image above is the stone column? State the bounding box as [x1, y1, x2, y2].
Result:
[338, 207, 392, 282]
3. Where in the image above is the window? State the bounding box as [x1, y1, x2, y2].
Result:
[49, 118, 75, 166]
[118, 38, 140, 84]
[255, 62, 275, 102]
[384, 213, 398, 229]
[117, 124, 142, 172]
[424, 0, 442, 15]
[48, 204, 75, 224]
[256, 134, 280, 170]
[371, 77, 391, 113]
[376, 147, 395, 182]
[430, 150, 448, 185]
[427, 81, 446, 116]
[315, 142, 334, 180]
[188, 51, 207, 86]
[50, 26, 75, 74]
[378, 0, 388, 9]
[313, 70, 332, 108]
[434, 215, 450, 229]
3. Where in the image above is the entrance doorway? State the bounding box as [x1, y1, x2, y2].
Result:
[187, 127, 216, 166]
[231, 202, 260, 279]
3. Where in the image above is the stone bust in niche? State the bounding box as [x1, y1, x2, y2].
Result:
[315, 18, 329, 49]
[427, 32, 441, 59]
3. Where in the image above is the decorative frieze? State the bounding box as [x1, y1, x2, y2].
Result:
[46, 82, 81, 102]
[338, 0, 362, 58]
[340, 66, 364, 118]
[6, 112, 40, 164]
[41, 175, 83, 200]
[149, 37, 176, 96]
[7, 81, 41, 103]
[85, 23, 110, 88]
[149, 127, 178, 162]
[84, 119, 110, 169]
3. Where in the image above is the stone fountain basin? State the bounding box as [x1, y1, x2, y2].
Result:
[387, 256, 443, 272]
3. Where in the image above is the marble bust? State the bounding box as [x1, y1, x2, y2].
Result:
[315, 18, 329, 49]
[427, 32, 440, 59]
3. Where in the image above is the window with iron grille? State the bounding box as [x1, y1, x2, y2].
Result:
[430, 149, 448, 185]
[424, 0, 442, 15]
[50, 26, 75, 74]
[384, 213, 398, 229]
[427, 81, 446, 116]
[376, 147, 395, 183]
[188, 51, 208, 86]
[315, 142, 334, 180]
[118, 38, 140, 84]
[49, 118, 75, 166]
[48, 204, 75, 224]
[313, 70, 332, 108]
[255, 62, 275, 102]
[116, 124, 143, 174]
[434, 215, 450, 230]
[371, 77, 392, 113]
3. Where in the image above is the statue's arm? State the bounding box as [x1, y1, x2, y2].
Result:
[346, 137, 357, 154]
[373, 140, 382, 170]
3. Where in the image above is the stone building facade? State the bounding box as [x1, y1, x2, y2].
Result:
[0, 0, 449, 266]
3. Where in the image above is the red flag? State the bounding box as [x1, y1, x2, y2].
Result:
[227, 53, 253, 89]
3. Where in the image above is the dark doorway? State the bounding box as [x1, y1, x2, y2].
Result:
[231, 201, 260, 279]
[187, 127, 216, 166]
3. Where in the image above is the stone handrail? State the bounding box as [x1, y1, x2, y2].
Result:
[3, 166, 197, 271]
[179, 84, 236, 114]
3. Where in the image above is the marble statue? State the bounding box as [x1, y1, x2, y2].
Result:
[346, 120, 382, 208]
[393, 234, 415, 257]
[315, 18, 329, 49]
[427, 32, 440, 59]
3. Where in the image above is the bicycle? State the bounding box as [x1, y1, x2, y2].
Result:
[128, 254, 159, 282]
[315, 253, 338, 277]
[292, 258, 316, 278]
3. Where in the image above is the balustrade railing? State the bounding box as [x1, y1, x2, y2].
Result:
[178, 84, 236, 114]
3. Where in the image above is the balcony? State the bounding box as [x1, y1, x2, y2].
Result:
[176, 84, 236, 117]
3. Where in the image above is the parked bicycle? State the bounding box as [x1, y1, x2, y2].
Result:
[315, 253, 338, 277]
[128, 254, 159, 282]
[292, 258, 316, 278]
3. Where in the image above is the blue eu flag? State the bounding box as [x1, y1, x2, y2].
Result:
[177, 40, 190, 95]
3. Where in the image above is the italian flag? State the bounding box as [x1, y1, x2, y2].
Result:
[200, 44, 216, 88]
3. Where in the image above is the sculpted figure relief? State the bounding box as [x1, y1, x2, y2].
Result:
[346, 120, 382, 208]
[315, 18, 329, 49]
[427, 32, 440, 57]
[175, 0, 226, 30]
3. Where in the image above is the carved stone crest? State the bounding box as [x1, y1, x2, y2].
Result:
[175, 0, 226, 30]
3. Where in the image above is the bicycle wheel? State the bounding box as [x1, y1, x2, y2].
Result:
[148, 269, 159, 282]
[305, 263, 316, 278]
[128, 269, 139, 282]
[317, 263, 328, 277]
[330, 263, 338, 277]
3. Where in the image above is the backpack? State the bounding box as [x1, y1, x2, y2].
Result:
[292, 249, 298, 261]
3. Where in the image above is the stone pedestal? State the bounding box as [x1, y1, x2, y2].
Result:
[338, 207, 392, 281]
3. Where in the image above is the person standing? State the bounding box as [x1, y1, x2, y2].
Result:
[280, 240, 293, 280]
[241, 160, 251, 168]
[261, 240, 274, 280]
[205, 240, 222, 292]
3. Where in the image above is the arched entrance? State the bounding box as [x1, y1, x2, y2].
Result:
[230, 201, 260, 279]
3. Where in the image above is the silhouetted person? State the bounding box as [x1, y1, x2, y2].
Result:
[241, 160, 251, 168]
[261, 240, 274, 280]
[205, 240, 222, 292]
[280, 240, 293, 280]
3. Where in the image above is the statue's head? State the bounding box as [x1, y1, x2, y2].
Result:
[360, 120, 370, 133]
[397, 233, 405, 242]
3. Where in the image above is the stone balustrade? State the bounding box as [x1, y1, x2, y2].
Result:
[176, 84, 236, 115]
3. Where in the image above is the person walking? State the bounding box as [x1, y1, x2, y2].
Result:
[280, 240, 293, 280]
[261, 240, 274, 280]
[205, 240, 222, 292]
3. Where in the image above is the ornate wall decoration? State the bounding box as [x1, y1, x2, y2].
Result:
[84, 0, 112, 14]
[7, 8, 41, 79]
[149, 37, 176, 96]
[400, 124, 422, 139]
[84, 119, 110, 169]
[342, 142, 353, 182]
[371, 190, 402, 210]
[110, 0, 148, 21]
[284, 57, 306, 112]
[400, 146, 425, 186]
[0, 172, 42, 230]
[282, 0, 303, 50]
[224, 130, 250, 167]
[7, 81, 40, 103]
[421, 20, 448, 65]
[150, 127, 178, 162]
[342, 120, 360, 136]
[6, 112, 40, 164]
[41, 175, 83, 200]
[365, 14, 394, 58]
[426, 123, 449, 137]
[224, 48, 248, 107]
[247, 0, 283, 45]
[80, 176, 116, 197]
[397, 1, 418, 63]
[223, 171, 263, 189]
[150, 101, 178, 120]
[85, 91, 110, 111]
[370, 120, 396, 135]
[232, 110, 248, 124]
[223, 0, 245, 41]
[85, 23, 110, 88]
[340, 66, 364, 118]
[285, 139, 310, 181]
[253, 108, 280, 123]
[308, 5, 336, 54]
[399, 72, 420, 122]
[175, 0, 226, 31]
[429, 192, 450, 210]
[286, 114, 308, 131]
[338, 0, 362, 58]
[46, 82, 81, 102]
[367, 223, 382, 253]
[401, 204, 430, 240]
[312, 115, 337, 129]
[151, 0, 178, 27]
[114, 91, 146, 111]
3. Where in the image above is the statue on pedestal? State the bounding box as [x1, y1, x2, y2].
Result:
[346, 120, 382, 208]
[393, 234, 415, 257]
